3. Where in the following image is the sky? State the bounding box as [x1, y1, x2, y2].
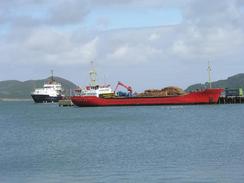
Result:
[0, 0, 244, 91]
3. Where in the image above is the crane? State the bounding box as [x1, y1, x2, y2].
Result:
[114, 81, 133, 95]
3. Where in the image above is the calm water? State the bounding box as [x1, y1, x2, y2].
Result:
[0, 101, 244, 183]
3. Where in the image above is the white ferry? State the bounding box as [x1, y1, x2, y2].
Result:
[31, 72, 64, 103]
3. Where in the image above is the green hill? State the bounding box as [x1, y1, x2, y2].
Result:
[186, 73, 244, 91]
[0, 77, 78, 99]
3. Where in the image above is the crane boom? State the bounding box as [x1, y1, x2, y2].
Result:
[114, 81, 133, 93]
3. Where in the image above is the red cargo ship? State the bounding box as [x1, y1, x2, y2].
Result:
[71, 66, 223, 107]
[71, 88, 223, 107]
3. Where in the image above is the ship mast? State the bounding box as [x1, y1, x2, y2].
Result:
[207, 61, 212, 88]
[89, 61, 97, 86]
[51, 70, 54, 82]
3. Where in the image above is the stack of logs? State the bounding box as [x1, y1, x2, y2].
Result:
[137, 86, 186, 97]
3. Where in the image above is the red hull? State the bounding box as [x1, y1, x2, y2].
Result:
[71, 88, 223, 107]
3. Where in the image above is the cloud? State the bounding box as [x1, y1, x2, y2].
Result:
[0, 0, 244, 88]
[168, 25, 244, 60]
[47, 0, 89, 25]
[0, 26, 100, 65]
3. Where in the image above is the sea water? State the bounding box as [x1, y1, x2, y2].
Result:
[0, 101, 244, 183]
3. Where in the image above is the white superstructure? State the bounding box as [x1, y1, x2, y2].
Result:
[77, 85, 113, 97]
[32, 81, 64, 97]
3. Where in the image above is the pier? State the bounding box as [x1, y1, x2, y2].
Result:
[218, 96, 244, 104]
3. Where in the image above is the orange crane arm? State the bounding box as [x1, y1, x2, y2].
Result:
[114, 81, 133, 93]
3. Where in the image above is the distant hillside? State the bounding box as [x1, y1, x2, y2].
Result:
[0, 77, 78, 99]
[186, 73, 244, 91]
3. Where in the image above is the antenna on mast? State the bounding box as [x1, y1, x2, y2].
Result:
[89, 61, 97, 86]
[51, 70, 54, 82]
[207, 61, 212, 88]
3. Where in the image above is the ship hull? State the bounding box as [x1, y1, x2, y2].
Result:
[31, 94, 63, 103]
[71, 88, 223, 107]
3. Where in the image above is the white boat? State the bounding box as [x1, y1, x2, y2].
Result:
[31, 71, 64, 103]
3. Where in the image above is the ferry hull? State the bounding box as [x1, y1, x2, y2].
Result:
[71, 88, 223, 107]
[31, 94, 63, 103]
